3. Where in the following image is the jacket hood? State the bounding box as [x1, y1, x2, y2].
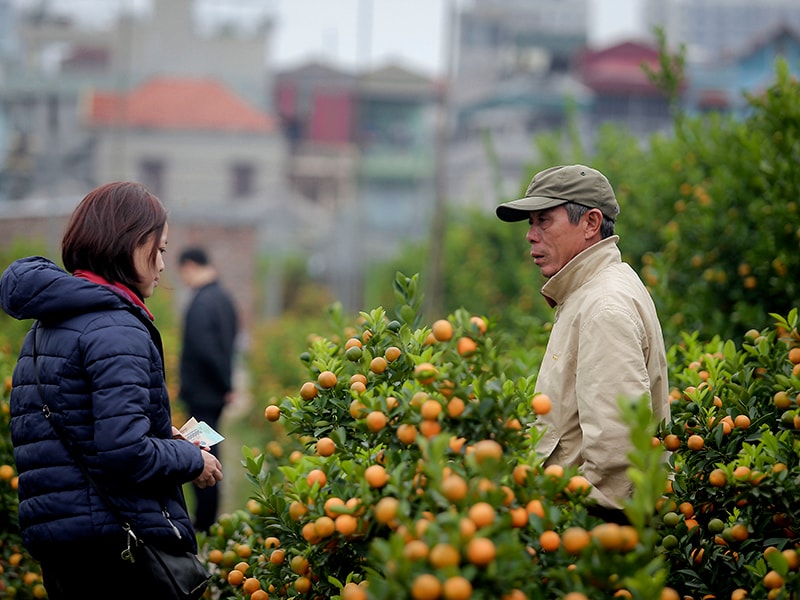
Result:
[0, 256, 130, 322]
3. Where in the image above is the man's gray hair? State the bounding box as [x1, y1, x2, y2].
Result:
[564, 202, 616, 239]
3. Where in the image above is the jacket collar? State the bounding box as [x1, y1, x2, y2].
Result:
[540, 235, 621, 308]
[73, 270, 154, 321]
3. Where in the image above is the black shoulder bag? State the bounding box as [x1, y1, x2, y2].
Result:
[32, 321, 211, 600]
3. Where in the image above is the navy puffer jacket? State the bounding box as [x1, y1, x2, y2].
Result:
[0, 257, 205, 559]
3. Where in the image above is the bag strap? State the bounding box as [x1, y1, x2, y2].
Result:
[32, 320, 142, 561]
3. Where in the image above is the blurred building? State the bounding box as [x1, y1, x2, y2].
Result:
[642, 1, 800, 115]
[355, 65, 440, 255]
[0, 0, 19, 67]
[684, 25, 800, 115]
[454, 0, 588, 100]
[645, 0, 800, 62]
[576, 41, 675, 135]
[447, 0, 800, 210]
[446, 0, 593, 210]
[0, 0, 309, 327]
[0, 0, 274, 202]
[4, 0, 800, 320]
[274, 60, 440, 309]
[83, 76, 283, 206]
[274, 60, 439, 243]
[274, 61, 359, 212]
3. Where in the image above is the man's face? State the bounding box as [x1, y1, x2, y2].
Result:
[525, 205, 592, 278]
[178, 261, 198, 288]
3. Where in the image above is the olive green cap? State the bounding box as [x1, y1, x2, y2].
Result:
[496, 164, 619, 222]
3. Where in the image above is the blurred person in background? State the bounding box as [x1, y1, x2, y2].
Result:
[0, 182, 222, 599]
[177, 246, 239, 533]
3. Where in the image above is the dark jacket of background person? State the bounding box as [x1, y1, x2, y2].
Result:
[0, 256, 205, 559]
[179, 280, 238, 412]
[177, 251, 237, 534]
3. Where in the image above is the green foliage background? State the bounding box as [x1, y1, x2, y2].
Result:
[367, 58, 800, 350]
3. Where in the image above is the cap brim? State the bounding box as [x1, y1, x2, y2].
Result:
[496, 196, 567, 222]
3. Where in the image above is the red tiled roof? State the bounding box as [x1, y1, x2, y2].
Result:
[86, 77, 275, 132]
[698, 90, 730, 109]
[581, 41, 662, 63]
[580, 60, 662, 94]
[62, 46, 109, 70]
[577, 41, 668, 96]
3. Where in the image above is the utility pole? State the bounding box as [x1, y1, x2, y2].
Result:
[340, 0, 373, 313]
[425, 0, 457, 319]
[357, 0, 372, 68]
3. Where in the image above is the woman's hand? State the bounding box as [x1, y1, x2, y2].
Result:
[193, 448, 223, 489]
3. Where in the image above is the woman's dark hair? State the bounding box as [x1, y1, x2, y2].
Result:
[62, 182, 167, 289]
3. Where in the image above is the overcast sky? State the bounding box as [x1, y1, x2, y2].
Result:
[272, 0, 644, 72]
[270, 0, 646, 74]
[12, 0, 647, 75]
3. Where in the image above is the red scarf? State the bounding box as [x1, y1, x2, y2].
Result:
[74, 270, 154, 321]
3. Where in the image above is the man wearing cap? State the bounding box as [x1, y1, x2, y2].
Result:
[497, 164, 670, 522]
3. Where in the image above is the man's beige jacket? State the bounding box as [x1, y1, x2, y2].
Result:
[535, 235, 670, 509]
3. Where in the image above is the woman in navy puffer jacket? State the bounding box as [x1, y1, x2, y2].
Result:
[0, 182, 223, 599]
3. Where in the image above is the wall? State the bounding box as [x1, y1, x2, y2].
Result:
[92, 129, 285, 207]
[166, 216, 259, 347]
[0, 209, 259, 338]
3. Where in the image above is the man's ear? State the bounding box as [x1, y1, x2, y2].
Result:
[584, 208, 603, 238]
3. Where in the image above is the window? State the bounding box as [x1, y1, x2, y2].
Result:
[231, 162, 255, 199]
[139, 159, 164, 197]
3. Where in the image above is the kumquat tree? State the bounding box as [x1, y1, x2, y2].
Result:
[194, 274, 800, 600]
[655, 311, 800, 599]
[1, 347, 47, 599]
[200, 274, 674, 600]
[2, 272, 799, 599]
